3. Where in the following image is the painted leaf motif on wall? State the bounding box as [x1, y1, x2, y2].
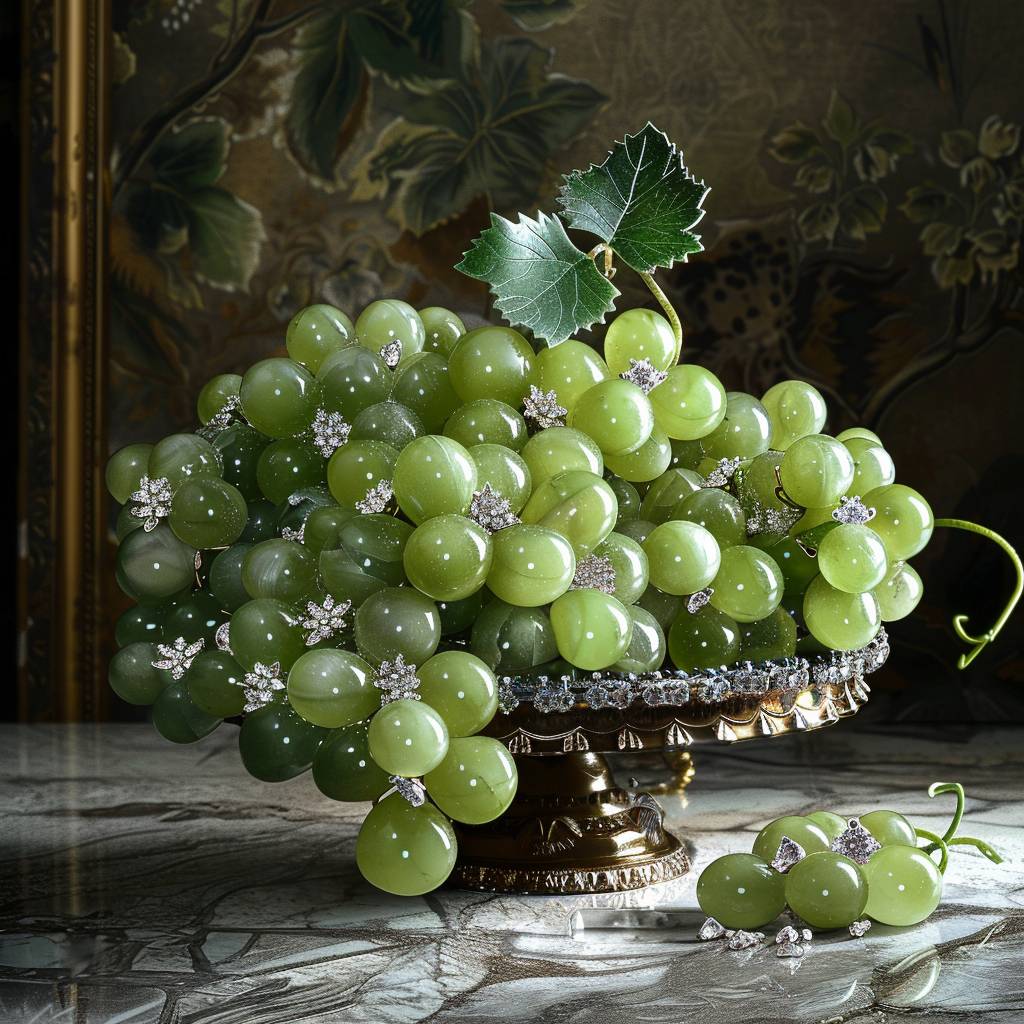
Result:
[501, 0, 591, 31]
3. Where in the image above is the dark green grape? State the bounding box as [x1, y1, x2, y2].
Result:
[164, 590, 222, 645]
[470, 597, 558, 673]
[318, 345, 392, 420]
[115, 603, 167, 647]
[614, 606, 665, 674]
[668, 603, 739, 670]
[109, 642, 170, 705]
[617, 519, 657, 545]
[207, 544, 252, 612]
[637, 583, 684, 631]
[313, 722, 391, 802]
[106, 443, 153, 503]
[672, 488, 747, 548]
[437, 591, 485, 636]
[256, 439, 325, 505]
[785, 851, 868, 929]
[240, 499, 278, 542]
[607, 476, 642, 523]
[197, 373, 242, 423]
[391, 353, 460, 432]
[148, 433, 222, 489]
[593, 532, 649, 604]
[639, 468, 702, 524]
[738, 607, 797, 663]
[327, 440, 399, 510]
[116, 504, 145, 542]
[240, 358, 317, 438]
[302, 505, 354, 555]
[318, 514, 413, 606]
[287, 648, 378, 728]
[238, 703, 328, 782]
[241, 539, 319, 603]
[351, 401, 426, 449]
[187, 651, 246, 717]
[151, 681, 221, 743]
[767, 537, 819, 596]
[230, 598, 306, 671]
[354, 586, 440, 664]
[668, 438, 706, 472]
[696, 853, 786, 929]
[168, 477, 248, 549]
[213, 422, 271, 501]
[117, 525, 197, 601]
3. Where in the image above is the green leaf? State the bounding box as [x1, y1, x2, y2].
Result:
[797, 202, 839, 244]
[899, 183, 955, 223]
[151, 119, 229, 189]
[839, 184, 887, 241]
[767, 122, 821, 164]
[456, 210, 619, 345]
[557, 122, 708, 274]
[502, 0, 590, 30]
[184, 187, 267, 292]
[919, 222, 963, 256]
[823, 90, 858, 146]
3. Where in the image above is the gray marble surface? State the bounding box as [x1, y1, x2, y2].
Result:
[0, 722, 1020, 1023]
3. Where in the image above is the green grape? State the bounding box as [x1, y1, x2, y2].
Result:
[469, 598, 558, 672]
[273, 487, 332, 537]
[604, 308, 677, 374]
[302, 505, 353, 555]
[785, 851, 868, 929]
[844, 437, 896, 493]
[241, 539, 318, 604]
[151, 681, 222, 744]
[106, 443, 154, 503]
[486, 524, 576, 607]
[792, 503, 836, 537]
[607, 477, 642, 523]
[521, 470, 618, 557]
[807, 810, 848, 842]
[116, 504, 145, 541]
[164, 591, 222, 645]
[148, 433, 222, 489]
[313, 722, 391, 802]
[760, 380, 827, 450]
[617, 519, 656, 545]
[521, 427, 603, 486]
[240, 499, 278, 542]
[710, 545, 784, 623]
[448, 326, 535, 406]
[207, 544, 252, 611]
[861, 809, 917, 847]
[419, 306, 465, 355]
[367, 697, 449, 776]
[752, 815, 830, 862]
[863, 846, 943, 926]
[349, 401, 425, 449]
[638, 584, 684, 632]
[603, 428, 672, 482]
[214, 423, 271, 501]
[425, 736, 517, 824]
[256, 439, 325, 505]
[738, 607, 797, 663]
[391, 353, 460, 433]
[403, 514, 493, 601]
[614, 606, 666, 673]
[417, 650, 497, 736]
[779, 434, 855, 508]
[392, 435, 477, 524]
[356, 794, 457, 896]
[550, 589, 633, 670]
[197, 373, 243, 424]
[643, 521, 721, 596]
[873, 561, 923, 622]
[639, 468, 702, 523]
[864, 483, 934, 561]
[443, 399, 528, 451]
[187, 650, 245, 717]
[803, 575, 881, 650]
[115, 603, 166, 647]
[817, 523, 888, 594]
[696, 853, 787, 930]
[287, 648, 377, 728]
[570, 379, 654, 456]
[535, 339, 610, 414]
[354, 586, 440, 664]
[318, 514, 413, 606]
[668, 604, 739, 670]
[701, 392, 773, 460]
[327, 440, 399, 510]
[672, 488, 747, 548]
[168, 477, 247, 549]
[109, 642, 169, 705]
[594, 532, 649, 604]
[437, 592, 485, 636]
[836, 426, 882, 445]
[239, 703, 328, 782]
[767, 537, 819, 596]
[117, 525, 196, 601]
[355, 298, 425, 364]
[668, 437, 706, 471]
[317, 346, 393, 420]
[649, 365, 727, 441]
[230, 598, 306, 671]
[738, 450, 789, 526]
[469, 444, 531, 512]
[286, 304, 354, 371]
[239, 358, 317, 438]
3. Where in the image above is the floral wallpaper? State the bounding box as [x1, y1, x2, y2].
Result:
[107, 0, 1024, 721]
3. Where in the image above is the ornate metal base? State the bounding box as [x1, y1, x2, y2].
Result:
[451, 752, 691, 894]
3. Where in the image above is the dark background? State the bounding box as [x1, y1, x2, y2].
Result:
[13, 0, 1024, 721]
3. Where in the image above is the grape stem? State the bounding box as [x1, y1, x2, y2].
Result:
[915, 827, 949, 874]
[638, 271, 684, 365]
[933, 518, 1022, 668]
[920, 781, 1004, 874]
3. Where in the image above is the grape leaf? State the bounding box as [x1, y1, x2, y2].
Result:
[557, 122, 709, 274]
[456, 211, 619, 345]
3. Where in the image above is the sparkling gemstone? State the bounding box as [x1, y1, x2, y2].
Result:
[151, 636, 204, 680]
[373, 654, 421, 704]
[389, 775, 427, 807]
[698, 917, 727, 941]
[686, 587, 714, 614]
[771, 836, 807, 874]
[830, 818, 883, 864]
[571, 554, 617, 594]
[618, 357, 668, 394]
[849, 919, 872, 937]
[356, 479, 394, 514]
[522, 385, 567, 429]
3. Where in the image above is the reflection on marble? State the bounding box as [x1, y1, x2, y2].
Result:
[0, 723, 1020, 1022]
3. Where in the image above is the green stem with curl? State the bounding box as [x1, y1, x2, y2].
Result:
[920, 780, 1003, 872]
[914, 827, 949, 873]
[949, 836, 1004, 864]
[933, 518, 1022, 668]
[929, 781, 965, 844]
[638, 271, 683, 365]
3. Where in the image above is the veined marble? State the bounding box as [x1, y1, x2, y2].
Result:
[0, 723, 1020, 1022]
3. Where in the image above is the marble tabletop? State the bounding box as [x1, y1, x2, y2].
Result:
[0, 722, 1020, 1023]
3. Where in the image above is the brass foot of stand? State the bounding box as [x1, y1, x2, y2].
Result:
[452, 752, 691, 894]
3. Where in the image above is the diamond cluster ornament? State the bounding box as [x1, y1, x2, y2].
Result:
[571, 554, 617, 594]
[379, 340, 402, 368]
[389, 775, 427, 807]
[236, 661, 286, 713]
[152, 636, 204, 680]
[830, 818, 883, 863]
[373, 655, 420, 704]
[196, 394, 242, 439]
[619, 357, 668, 393]
[469, 483, 520, 533]
[300, 595, 352, 646]
[832, 495, 876, 525]
[130, 476, 174, 532]
[356, 479, 394, 514]
[702, 457, 741, 489]
[280, 522, 306, 542]
[771, 836, 806, 874]
[522, 385, 566, 428]
[215, 622, 232, 653]
[310, 407, 351, 458]
[687, 587, 714, 614]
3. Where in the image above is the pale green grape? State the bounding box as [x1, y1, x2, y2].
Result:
[354, 586, 440, 665]
[151, 682, 222, 744]
[549, 589, 633, 670]
[570, 379, 654, 456]
[817, 523, 888, 593]
[779, 434, 855, 508]
[367, 697, 449, 776]
[760, 380, 827, 450]
[608, 477, 642, 523]
[448, 326, 536, 406]
[287, 648, 377, 728]
[614, 606, 665, 673]
[148, 433, 221, 489]
[486, 524, 576, 607]
[739, 607, 797, 663]
[668, 604, 739, 670]
[603, 428, 672, 482]
[230, 598, 306, 671]
[696, 853, 787, 930]
[443, 399, 528, 451]
[356, 795, 457, 896]
[604, 308, 677, 374]
[425, 736, 518, 824]
[117, 525, 196, 601]
[535, 339, 610, 413]
[709, 545, 784, 622]
[521, 426, 603, 486]
[403, 514, 492, 601]
[861, 809, 916, 847]
[863, 846, 943, 926]
[317, 346, 392, 420]
[286, 304, 354, 371]
[163, 591, 222, 645]
[197, 373, 242, 424]
[214, 423, 271, 501]
[864, 483, 934, 560]
[187, 650, 245, 717]
[256, 439, 324, 504]
[168, 477, 248, 549]
[701, 392, 772, 460]
[419, 306, 465, 355]
[417, 650, 497, 737]
[106, 443, 154, 503]
[393, 435, 477, 524]
[807, 810, 848, 842]
[639, 468, 703, 523]
[593, 532, 649, 604]
[844, 437, 896, 493]
[327, 440, 398, 510]
[355, 299, 425, 363]
[671, 488, 747, 548]
[752, 815, 830, 862]
[638, 584, 683, 631]
[803, 574, 881, 650]
[649, 365, 727, 440]
[239, 358, 317, 438]
[521, 470, 618, 557]
[873, 561, 923, 621]
[241, 539, 318, 603]
[643, 521, 721, 595]
[239, 703, 327, 781]
[391, 353, 461, 433]
[469, 598, 558, 673]
[785, 851, 868, 929]
[351, 401, 425, 449]
[836, 426, 882, 445]
[313, 722, 391, 802]
[318, 514, 413, 606]
[469, 444, 531, 512]
[109, 642, 170, 705]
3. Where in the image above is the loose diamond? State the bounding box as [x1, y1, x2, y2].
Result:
[196, 394, 241, 438]
[849, 919, 872, 938]
[237, 661, 286, 713]
[300, 594, 352, 646]
[389, 775, 426, 807]
[152, 636, 204, 680]
[619, 357, 668, 394]
[702, 457, 742, 489]
[215, 622, 232, 653]
[727, 930, 764, 950]
[832, 495, 876, 525]
[129, 476, 174, 532]
[687, 587, 714, 613]
[356, 479, 394, 514]
[469, 483, 520, 533]
[310, 407, 351, 458]
[522, 385, 566, 429]
[776, 941, 805, 958]
[571, 554, 617, 594]
[831, 818, 883, 864]
[379, 340, 402, 368]
[771, 836, 806, 874]
[373, 655, 420, 704]
[698, 917, 727, 941]
[776, 925, 800, 945]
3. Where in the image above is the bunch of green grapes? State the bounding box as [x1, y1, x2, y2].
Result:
[696, 782, 1001, 933]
